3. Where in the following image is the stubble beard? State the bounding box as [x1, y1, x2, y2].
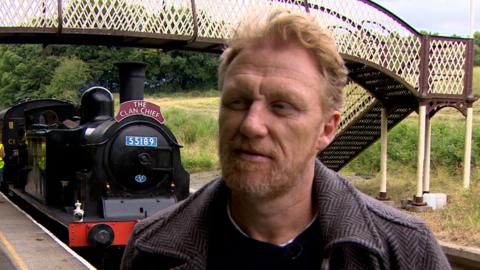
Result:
[219, 142, 315, 199]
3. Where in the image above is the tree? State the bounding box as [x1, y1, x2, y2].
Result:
[474, 31, 480, 66]
[0, 45, 60, 107]
[44, 58, 90, 103]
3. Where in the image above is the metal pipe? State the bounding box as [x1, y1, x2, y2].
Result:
[115, 62, 148, 103]
[379, 107, 388, 195]
[463, 106, 473, 188]
[189, 0, 198, 43]
[419, 36, 430, 97]
[423, 117, 432, 193]
[416, 105, 426, 200]
[57, 0, 63, 34]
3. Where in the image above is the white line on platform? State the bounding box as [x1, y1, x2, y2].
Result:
[0, 192, 97, 270]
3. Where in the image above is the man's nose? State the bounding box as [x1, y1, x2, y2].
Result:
[239, 102, 268, 138]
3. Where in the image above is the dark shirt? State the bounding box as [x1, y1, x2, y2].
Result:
[207, 205, 322, 270]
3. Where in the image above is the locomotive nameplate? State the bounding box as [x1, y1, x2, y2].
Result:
[116, 100, 165, 124]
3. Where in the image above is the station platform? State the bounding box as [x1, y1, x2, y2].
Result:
[0, 192, 95, 270]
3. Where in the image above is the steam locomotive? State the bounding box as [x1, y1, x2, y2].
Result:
[0, 62, 189, 249]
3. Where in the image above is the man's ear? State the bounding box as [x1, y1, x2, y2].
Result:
[315, 111, 340, 151]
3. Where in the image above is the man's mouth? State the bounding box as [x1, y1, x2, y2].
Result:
[234, 148, 273, 162]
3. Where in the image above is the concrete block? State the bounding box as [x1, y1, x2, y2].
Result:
[424, 193, 447, 210]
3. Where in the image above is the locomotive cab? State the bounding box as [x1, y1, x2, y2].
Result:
[24, 104, 80, 204]
[0, 100, 76, 191]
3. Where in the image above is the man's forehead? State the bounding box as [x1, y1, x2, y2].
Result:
[225, 42, 325, 83]
[223, 73, 311, 99]
[221, 45, 327, 111]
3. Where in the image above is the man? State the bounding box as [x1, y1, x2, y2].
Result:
[121, 10, 450, 270]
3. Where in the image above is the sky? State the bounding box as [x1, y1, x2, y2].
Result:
[372, 0, 479, 37]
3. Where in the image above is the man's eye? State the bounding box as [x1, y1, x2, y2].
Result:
[224, 99, 249, 110]
[270, 102, 294, 113]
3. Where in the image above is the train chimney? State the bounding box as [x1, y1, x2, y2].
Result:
[115, 62, 148, 103]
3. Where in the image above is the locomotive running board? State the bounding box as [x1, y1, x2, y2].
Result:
[9, 188, 69, 229]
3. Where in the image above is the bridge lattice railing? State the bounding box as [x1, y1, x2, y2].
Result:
[0, 0, 473, 101]
[339, 82, 376, 133]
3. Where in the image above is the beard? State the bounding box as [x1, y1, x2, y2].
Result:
[219, 139, 315, 198]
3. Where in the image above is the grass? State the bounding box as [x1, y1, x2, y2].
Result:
[473, 67, 480, 96]
[419, 187, 480, 247]
[144, 95, 220, 172]
[352, 167, 480, 247]
[342, 68, 480, 247]
[149, 96, 219, 118]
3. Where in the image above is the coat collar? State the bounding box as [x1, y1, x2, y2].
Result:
[134, 179, 226, 269]
[312, 160, 384, 256]
[133, 160, 385, 268]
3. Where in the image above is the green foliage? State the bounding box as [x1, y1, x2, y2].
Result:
[344, 119, 480, 175]
[162, 108, 218, 171]
[419, 30, 440, 36]
[44, 58, 90, 104]
[41, 45, 219, 92]
[475, 32, 480, 66]
[0, 44, 220, 108]
[153, 50, 219, 92]
[164, 108, 217, 144]
[474, 67, 480, 96]
[430, 122, 465, 170]
[0, 0, 224, 104]
[352, 167, 480, 246]
[441, 187, 480, 228]
[345, 121, 416, 173]
[149, 89, 219, 98]
[0, 45, 60, 106]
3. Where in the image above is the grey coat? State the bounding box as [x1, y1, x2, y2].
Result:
[121, 160, 451, 270]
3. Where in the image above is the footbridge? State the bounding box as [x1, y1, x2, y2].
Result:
[0, 0, 475, 203]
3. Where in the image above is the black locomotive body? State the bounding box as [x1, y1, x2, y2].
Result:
[0, 62, 189, 248]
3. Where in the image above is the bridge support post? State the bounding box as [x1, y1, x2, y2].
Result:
[463, 105, 473, 188]
[414, 104, 427, 205]
[377, 107, 389, 200]
[423, 117, 432, 193]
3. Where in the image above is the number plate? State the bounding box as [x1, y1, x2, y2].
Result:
[125, 136, 158, 147]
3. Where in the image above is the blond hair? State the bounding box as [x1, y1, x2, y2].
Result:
[218, 9, 348, 112]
